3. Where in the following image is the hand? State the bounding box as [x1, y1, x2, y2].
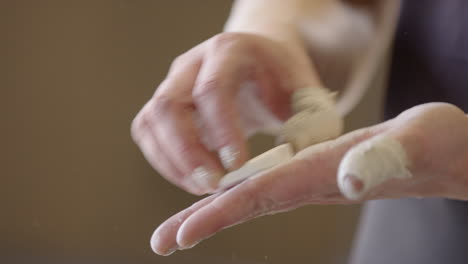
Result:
[131, 32, 322, 195]
[151, 103, 468, 255]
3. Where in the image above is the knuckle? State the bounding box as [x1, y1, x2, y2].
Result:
[193, 77, 221, 101]
[210, 32, 246, 50]
[170, 53, 189, 70]
[152, 93, 177, 116]
[170, 43, 202, 70]
[139, 111, 154, 128]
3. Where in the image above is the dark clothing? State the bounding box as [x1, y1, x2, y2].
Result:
[351, 1, 468, 263]
[386, 0, 468, 116]
[352, 199, 468, 264]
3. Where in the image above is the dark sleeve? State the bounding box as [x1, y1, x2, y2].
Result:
[350, 1, 468, 263]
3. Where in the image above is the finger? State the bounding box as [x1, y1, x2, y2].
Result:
[160, 105, 468, 252]
[175, 158, 322, 249]
[173, 125, 389, 249]
[133, 115, 204, 195]
[192, 45, 251, 172]
[337, 134, 413, 200]
[151, 48, 226, 193]
[150, 194, 220, 256]
[152, 97, 225, 193]
[152, 130, 208, 195]
[191, 34, 303, 171]
[337, 103, 468, 200]
[336, 105, 434, 200]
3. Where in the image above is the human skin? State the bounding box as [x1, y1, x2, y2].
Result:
[130, 0, 468, 256]
[131, 0, 372, 194]
[150, 103, 468, 255]
[130, 32, 319, 195]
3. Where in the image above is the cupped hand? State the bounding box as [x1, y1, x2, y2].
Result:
[151, 103, 468, 256]
[131, 32, 322, 195]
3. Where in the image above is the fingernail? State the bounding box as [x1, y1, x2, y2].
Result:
[178, 239, 202, 251]
[151, 233, 178, 256]
[191, 166, 220, 192]
[218, 145, 240, 170]
[160, 246, 178, 256]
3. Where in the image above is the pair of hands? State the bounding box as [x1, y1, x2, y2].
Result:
[131, 33, 468, 256]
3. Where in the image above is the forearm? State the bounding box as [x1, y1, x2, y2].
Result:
[224, 0, 333, 87]
[225, 0, 321, 43]
[224, 0, 381, 109]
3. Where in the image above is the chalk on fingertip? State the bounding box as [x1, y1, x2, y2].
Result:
[337, 135, 412, 200]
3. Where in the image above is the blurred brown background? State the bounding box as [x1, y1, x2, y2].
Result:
[2, 1, 386, 263]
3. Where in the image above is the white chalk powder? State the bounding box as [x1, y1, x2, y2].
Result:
[338, 135, 412, 200]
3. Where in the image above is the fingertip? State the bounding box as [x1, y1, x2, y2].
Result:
[150, 227, 178, 256]
[176, 220, 199, 250]
[151, 194, 220, 255]
[218, 145, 241, 171]
[150, 230, 163, 255]
[182, 178, 210, 196]
[175, 204, 219, 250]
[218, 141, 250, 174]
[191, 166, 223, 193]
[338, 135, 412, 200]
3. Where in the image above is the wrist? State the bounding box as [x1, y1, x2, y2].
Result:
[224, 0, 323, 88]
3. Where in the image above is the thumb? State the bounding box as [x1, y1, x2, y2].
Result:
[337, 134, 413, 200]
[337, 103, 467, 200]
